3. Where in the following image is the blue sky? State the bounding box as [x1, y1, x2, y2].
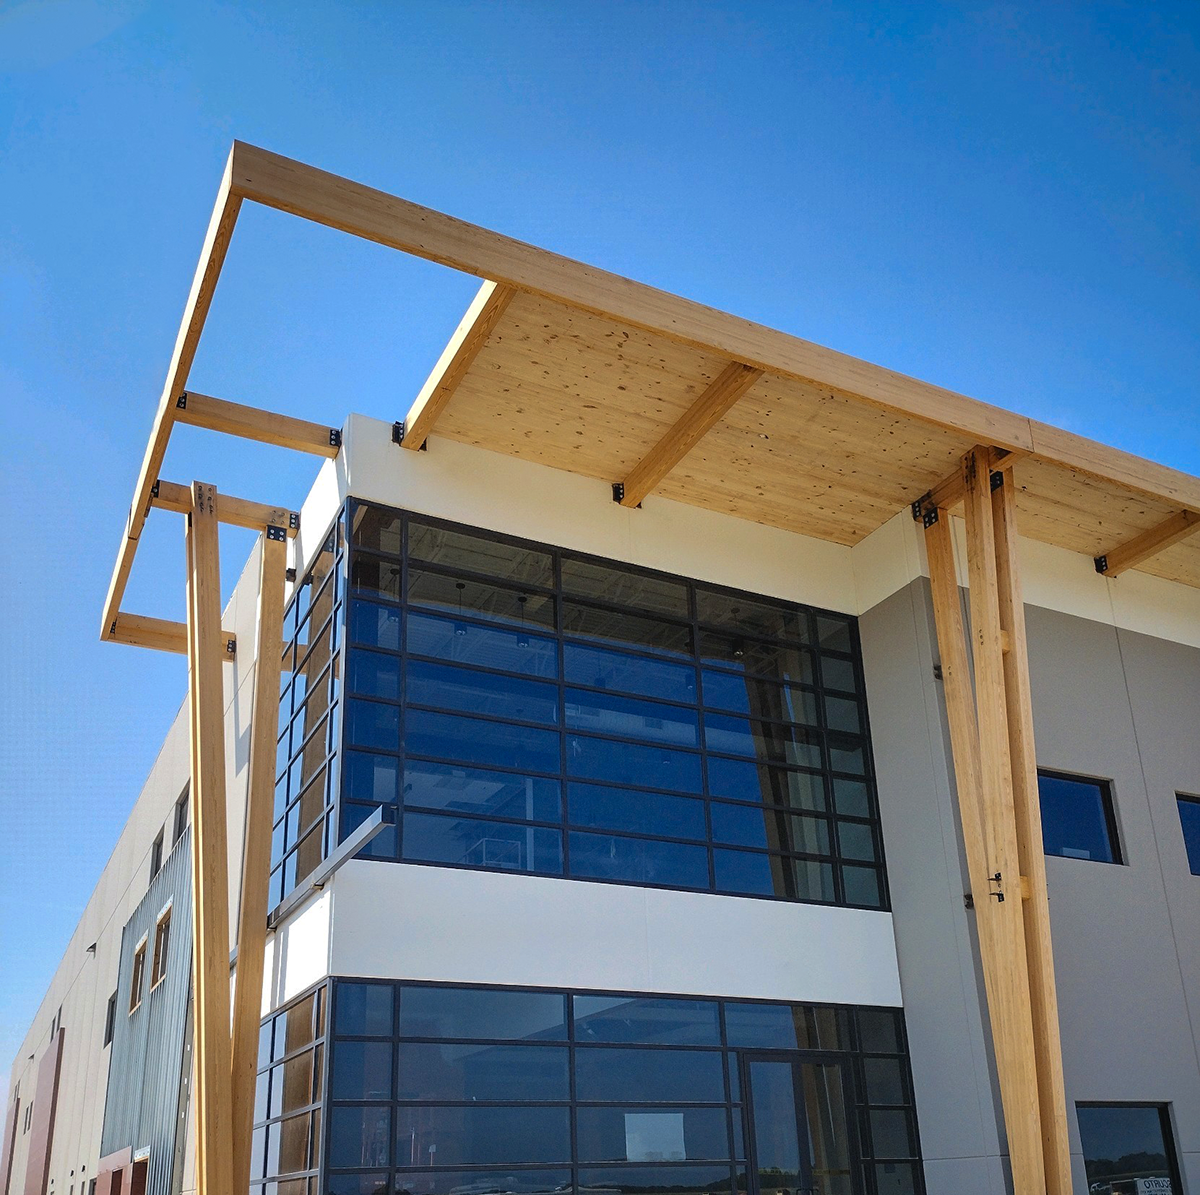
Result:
[1, 1, 1197, 1077]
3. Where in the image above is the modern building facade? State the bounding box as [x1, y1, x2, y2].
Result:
[4, 146, 1199, 1195]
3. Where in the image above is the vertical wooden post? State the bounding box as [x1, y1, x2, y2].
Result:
[992, 475, 1073, 1194]
[230, 530, 288, 1195]
[925, 507, 1044, 1192]
[184, 481, 235, 1195]
[960, 449, 1045, 1192]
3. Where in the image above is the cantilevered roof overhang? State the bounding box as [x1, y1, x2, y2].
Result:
[103, 140, 1200, 649]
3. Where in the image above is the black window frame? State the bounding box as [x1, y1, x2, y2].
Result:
[1076, 1100, 1184, 1193]
[313, 977, 925, 1195]
[103, 990, 117, 1047]
[1036, 768, 1123, 866]
[1176, 792, 1200, 877]
[149, 829, 164, 881]
[326, 499, 890, 912]
[173, 785, 189, 846]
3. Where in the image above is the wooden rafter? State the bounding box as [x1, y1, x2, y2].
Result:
[401, 280, 516, 450]
[1095, 509, 1200, 577]
[617, 362, 763, 509]
[230, 532, 288, 1195]
[184, 482, 235, 1195]
[174, 392, 341, 458]
[108, 613, 236, 660]
[152, 479, 299, 537]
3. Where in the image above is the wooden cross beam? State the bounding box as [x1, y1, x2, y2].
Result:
[1094, 509, 1200, 577]
[108, 613, 237, 661]
[400, 280, 516, 451]
[174, 392, 342, 458]
[616, 361, 763, 508]
[152, 479, 299, 536]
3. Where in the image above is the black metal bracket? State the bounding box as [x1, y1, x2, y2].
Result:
[329, 427, 343, 450]
[612, 483, 625, 504]
[932, 663, 943, 681]
[911, 495, 929, 522]
[1094, 555, 1109, 575]
[987, 871, 1005, 902]
[150, 480, 159, 498]
[964, 893, 974, 909]
[175, 392, 188, 410]
[288, 511, 300, 530]
[990, 469, 1005, 492]
[922, 506, 939, 528]
[392, 420, 426, 450]
[286, 568, 297, 583]
[225, 638, 236, 657]
[266, 525, 287, 542]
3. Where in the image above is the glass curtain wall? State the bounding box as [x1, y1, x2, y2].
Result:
[322, 980, 925, 1195]
[337, 500, 888, 910]
[271, 523, 346, 906]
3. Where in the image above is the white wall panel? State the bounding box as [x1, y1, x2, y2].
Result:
[328, 860, 902, 1007]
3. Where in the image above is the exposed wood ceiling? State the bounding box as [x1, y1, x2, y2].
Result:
[433, 290, 1200, 585]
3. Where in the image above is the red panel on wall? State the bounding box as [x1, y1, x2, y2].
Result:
[0, 1097, 19, 1195]
[21, 1030, 64, 1195]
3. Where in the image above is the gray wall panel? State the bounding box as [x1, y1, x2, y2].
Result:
[859, 579, 1004, 1193]
[99, 831, 192, 1195]
[862, 578, 1200, 1192]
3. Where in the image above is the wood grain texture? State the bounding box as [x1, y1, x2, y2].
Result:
[992, 476, 1073, 1195]
[404, 280, 516, 449]
[231, 533, 288, 1195]
[175, 392, 340, 457]
[962, 450, 1046, 1194]
[619, 362, 763, 506]
[109, 613, 236, 659]
[152, 479, 298, 536]
[1097, 510, 1200, 576]
[184, 482, 235, 1195]
[101, 150, 242, 640]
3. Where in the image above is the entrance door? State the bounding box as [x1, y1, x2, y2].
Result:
[744, 1054, 857, 1195]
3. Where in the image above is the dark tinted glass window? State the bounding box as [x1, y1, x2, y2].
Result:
[393, 1105, 570, 1165]
[575, 1047, 725, 1103]
[395, 1042, 569, 1102]
[336, 503, 888, 910]
[1037, 771, 1121, 864]
[1177, 795, 1200, 876]
[398, 986, 567, 1041]
[577, 1106, 730, 1162]
[573, 996, 720, 1046]
[1077, 1103, 1181, 1192]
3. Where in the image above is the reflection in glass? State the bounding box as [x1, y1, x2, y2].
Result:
[394, 1105, 571, 1166]
[403, 812, 563, 875]
[395, 1042, 569, 1102]
[577, 1107, 730, 1162]
[568, 784, 706, 841]
[573, 996, 720, 1046]
[1077, 1103, 1179, 1193]
[568, 832, 708, 889]
[398, 985, 567, 1041]
[575, 1047, 725, 1103]
[405, 761, 561, 823]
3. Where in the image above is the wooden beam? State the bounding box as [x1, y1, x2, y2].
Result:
[152, 479, 299, 537]
[108, 613, 236, 660]
[228, 142, 1037, 453]
[230, 532, 288, 1195]
[961, 448, 1046, 1194]
[992, 475, 1073, 1194]
[618, 362, 763, 508]
[174, 392, 341, 458]
[1095, 509, 1200, 577]
[402, 280, 516, 450]
[184, 482, 236, 1195]
[228, 141, 1200, 515]
[925, 509, 1049, 1187]
[100, 148, 242, 642]
[915, 446, 1026, 519]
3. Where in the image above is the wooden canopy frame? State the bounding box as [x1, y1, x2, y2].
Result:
[104, 142, 1200, 1195]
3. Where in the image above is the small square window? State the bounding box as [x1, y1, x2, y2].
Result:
[150, 908, 171, 989]
[1077, 1102, 1182, 1192]
[129, 939, 147, 1013]
[1177, 794, 1200, 876]
[1037, 770, 1121, 864]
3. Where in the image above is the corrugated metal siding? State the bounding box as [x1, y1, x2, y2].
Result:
[100, 832, 192, 1195]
